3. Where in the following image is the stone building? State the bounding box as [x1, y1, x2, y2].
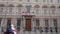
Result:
[0, 0, 60, 34]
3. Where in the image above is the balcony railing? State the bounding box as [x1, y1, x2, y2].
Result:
[22, 11, 35, 15]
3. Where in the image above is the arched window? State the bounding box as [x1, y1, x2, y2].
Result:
[0, 4, 5, 14]
[17, 4, 23, 14]
[8, 4, 14, 14]
[42, 5, 48, 14]
[34, 5, 40, 14]
[50, 6, 55, 14]
[26, 5, 31, 13]
[57, 6, 60, 14]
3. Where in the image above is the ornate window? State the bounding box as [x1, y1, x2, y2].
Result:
[0, 19, 2, 26]
[53, 19, 57, 27]
[0, 7, 3, 13]
[44, 19, 49, 27]
[17, 19, 21, 32]
[26, 5, 31, 13]
[53, 19, 58, 32]
[34, 5, 40, 14]
[7, 18, 11, 25]
[50, 6, 55, 14]
[35, 18, 40, 31]
[57, 6, 60, 14]
[42, 5, 48, 14]
[0, 4, 5, 14]
[8, 4, 14, 14]
[36, 18, 40, 27]
[17, 4, 23, 14]
[44, 19, 49, 32]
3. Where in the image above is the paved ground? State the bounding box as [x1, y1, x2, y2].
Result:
[16, 32, 60, 34]
[17, 30, 60, 34]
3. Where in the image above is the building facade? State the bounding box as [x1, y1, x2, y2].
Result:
[0, 0, 60, 34]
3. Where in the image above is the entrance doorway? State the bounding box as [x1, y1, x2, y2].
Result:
[25, 19, 31, 31]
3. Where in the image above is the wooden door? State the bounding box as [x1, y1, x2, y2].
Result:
[25, 19, 31, 31]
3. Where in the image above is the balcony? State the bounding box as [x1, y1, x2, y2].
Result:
[22, 11, 35, 16]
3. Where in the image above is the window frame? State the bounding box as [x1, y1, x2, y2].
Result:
[0, 7, 4, 13]
[17, 19, 21, 31]
[43, 8, 47, 14]
[0, 19, 2, 26]
[53, 19, 57, 27]
[35, 8, 39, 14]
[36, 18, 40, 27]
[7, 18, 11, 25]
[50, 8, 55, 14]
[44, 19, 49, 27]
[26, 5, 31, 13]
[17, 7, 22, 14]
[8, 7, 13, 14]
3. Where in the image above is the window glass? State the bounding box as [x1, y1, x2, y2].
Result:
[26, 5, 31, 13]
[35, 8, 39, 14]
[36, 19, 40, 26]
[18, 7, 22, 13]
[7, 19, 11, 25]
[35, 19, 40, 31]
[50, 8, 55, 14]
[45, 19, 49, 27]
[8, 7, 13, 14]
[43, 8, 47, 14]
[0, 19, 2, 26]
[56, 8, 60, 14]
[51, 8, 55, 14]
[0, 7, 3, 13]
[17, 19, 21, 31]
[53, 19, 57, 27]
